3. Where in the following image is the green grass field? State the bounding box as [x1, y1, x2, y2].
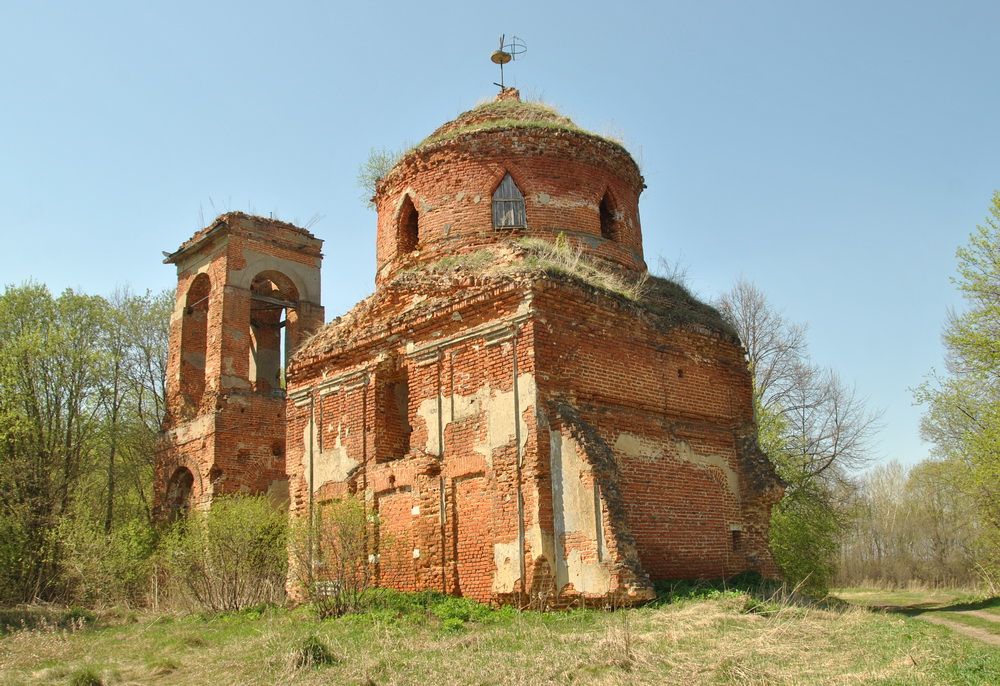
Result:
[1, 588, 998, 685]
[833, 587, 984, 609]
[834, 587, 1000, 652]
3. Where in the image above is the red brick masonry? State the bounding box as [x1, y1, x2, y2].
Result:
[155, 89, 783, 607]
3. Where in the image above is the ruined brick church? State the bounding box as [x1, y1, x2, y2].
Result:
[154, 88, 783, 605]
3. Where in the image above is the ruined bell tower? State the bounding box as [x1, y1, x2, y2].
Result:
[154, 213, 324, 518]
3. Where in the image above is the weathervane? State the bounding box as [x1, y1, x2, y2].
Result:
[491, 34, 526, 90]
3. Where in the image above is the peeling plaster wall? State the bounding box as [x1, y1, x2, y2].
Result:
[284, 284, 548, 603]
[549, 429, 611, 594]
[301, 420, 359, 493]
[614, 433, 740, 503]
[416, 372, 536, 466]
[491, 540, 521, 594]
[532, 279, 782, 584]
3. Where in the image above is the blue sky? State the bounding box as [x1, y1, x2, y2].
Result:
[1, 1, 997, 466]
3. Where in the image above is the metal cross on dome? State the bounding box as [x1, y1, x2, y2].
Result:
[491, 34, 526, 90]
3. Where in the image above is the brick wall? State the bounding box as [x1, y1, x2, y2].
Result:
[154, 213, 324, 519]
[285, 271, 782, 606]
[373, 125, 646, 286]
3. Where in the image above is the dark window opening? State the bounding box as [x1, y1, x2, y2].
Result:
[397, 195, 419, 254]
[180, 273, 211, 409]
[249, 271, 299, 396]
[599, 192, 618, 240]
[731, 528, 742, 552]
[492, 173, 526, 229]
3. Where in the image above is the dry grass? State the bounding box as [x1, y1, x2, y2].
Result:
[517, 236, 650, 301]
[397, 238, 650, 302]
[1, 591, 998, 685]
[415, 100, 618, 153]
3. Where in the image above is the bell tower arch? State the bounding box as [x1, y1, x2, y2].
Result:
[154, 213, 324, 517]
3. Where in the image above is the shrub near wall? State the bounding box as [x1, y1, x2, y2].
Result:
[159, 496, 287, 612]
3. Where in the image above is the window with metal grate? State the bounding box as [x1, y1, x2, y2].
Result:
[492, 173, 526, 228]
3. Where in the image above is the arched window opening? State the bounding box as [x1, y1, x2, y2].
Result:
[599, 192, 618, 241]
[165, 467, 194, 520]
[249, 271, 299, 396]
[180, 273, 211, 409]
[397, 195, 419, 254]
[492, 173, 526, 229]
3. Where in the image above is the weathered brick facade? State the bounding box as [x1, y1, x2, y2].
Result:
[154, 213, 324, 518]
[278, 89, 784, 606]
[153, 90, 782, 605]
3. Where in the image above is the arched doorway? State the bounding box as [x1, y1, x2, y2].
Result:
[165, 467, 194, 519]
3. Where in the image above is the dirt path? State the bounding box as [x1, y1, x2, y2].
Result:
[959, 609, 1000, 624]
[917, 613, 1000, 648]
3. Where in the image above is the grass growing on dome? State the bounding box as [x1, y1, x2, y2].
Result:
[415, 100, 628, 152]
[390, 235, 732, 336]
[417, 250, 497, 274]
[399, 238, 649, 301]
[516, 235, 650, 301]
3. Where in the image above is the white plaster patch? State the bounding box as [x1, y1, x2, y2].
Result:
[614, 433, 739, 500]
[301, 421, 359, 493]
[221, 375, 250, 390]
[551, 431, 596, 534]
[566, 549, 611, 594]
[491, 540, 520, 593]
[169, 414, 214, 444]
[550, 428, 608, 592]
[417, 373, 536, 467]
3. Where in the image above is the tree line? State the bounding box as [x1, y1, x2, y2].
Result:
[0, 285, 171, 604]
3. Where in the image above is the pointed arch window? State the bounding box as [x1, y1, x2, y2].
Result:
[397, 195, 419, 253]
[492, 173, 526, 229]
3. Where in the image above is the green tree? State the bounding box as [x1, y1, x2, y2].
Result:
[917, 191, 1000, 590]
[0, 283, 171, 604]
[0, 284, 109, 601]
[717, 279, 880, 595]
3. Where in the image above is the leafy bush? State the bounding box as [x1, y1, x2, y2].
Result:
[357, 147, 406, 206]
[158, 496, 287, 612]
[430, 596, 493, 624]
[769, 483, 840, 597]
[58, 518, 157, 607]
[290, 498, 381, 618]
